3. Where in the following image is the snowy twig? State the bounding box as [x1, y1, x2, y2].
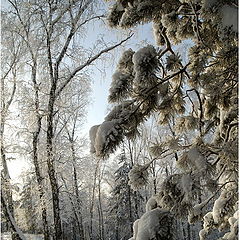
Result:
[185, 91, 198, 116]
[186, 89, 204, 135]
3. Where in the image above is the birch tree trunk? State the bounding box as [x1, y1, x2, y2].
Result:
[64, 121, 85, 239]
[97, 170, 105, 240]
[89, 161, 98, 239]
[31, 62, 50, 240]
[71, 141, 85, 239]
[46, 84, 62, 240]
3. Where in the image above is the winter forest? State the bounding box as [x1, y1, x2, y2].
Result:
[0, 0, 238, 240]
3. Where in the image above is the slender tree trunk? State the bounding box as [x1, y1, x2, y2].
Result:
[1, 141, 14, 214]
[31, 63, 50, 240]
[60, 174, 84, 240]
[182, 221, 186, 240]
[115, 214, 119, 240]
[97, 177, 104, 240]
[89, 160, 99, 239]
[97, 204, 102, 240]
[151, 163, 157, 194]
[33, 128, 50, 240]
[46, 85, 62, 240]
[71, 140, 84, 239]
[1, 145, 17, 237]
[127, 184, 133, 222]
[127, 142, 140, 220]
[187, 222, 191, 240]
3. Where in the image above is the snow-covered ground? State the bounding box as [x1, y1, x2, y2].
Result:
[1, 232, 44, 240]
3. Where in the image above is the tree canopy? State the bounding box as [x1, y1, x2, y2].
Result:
[90, 0, 238, 239]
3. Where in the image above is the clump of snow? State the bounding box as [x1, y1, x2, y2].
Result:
[108, 49, 135, 102]
[109, 71, 132, 95]
[220, 5, 238, 32]
[180, 174, 193, 202]
[176, 152, 190, 170]
[221, 209, 238, 240]
[107, 2, 125, 27]
[188, 198, 210, 224]
[187, 147, 207, 171]
[199, 229, 207, 240]
[211, 187, 237, 231]
[158, 82, 169, 96]
[132, 45, 157, 73]
[156, 174, 193, 217]
[146, 196, 158, 212]
[149, 144, 163, 157]
[119, 7, 135, 28]
[128, 164, 149, 190]
[105, 100, 134, 122]
[221, 140, 238, 162]
[203, 212, 215, 230]
[89, 125, 100, 153]
[132, 45, 158, 85]
[166, 53, 182, 71]
[161, 11, 178, 29]
[131, 208, 172, 240]
[117, 48, 135, 72]
[93, 119, 122, 157]
[175, 116, 198, 133]
[132, 219, 140, 239]
[202, 0, 218, 8]
[152, 22, 165, 46]
[212, 190, 230, 225]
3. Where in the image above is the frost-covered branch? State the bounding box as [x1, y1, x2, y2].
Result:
[56, 33, 133, 97]
[55, 1, 93, 69]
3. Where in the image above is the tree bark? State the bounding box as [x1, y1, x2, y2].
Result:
[46, 83, 63, 240]
[97, 175, 104, 240]
[72, 158, 85, 238]
[60, 173, 84, 240]
[68, 131, 85, 239]
[31, 63, 50, 240]
[89, 160, 99, 240]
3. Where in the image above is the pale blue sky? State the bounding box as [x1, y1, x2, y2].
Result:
[82, 21, 155, 136]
